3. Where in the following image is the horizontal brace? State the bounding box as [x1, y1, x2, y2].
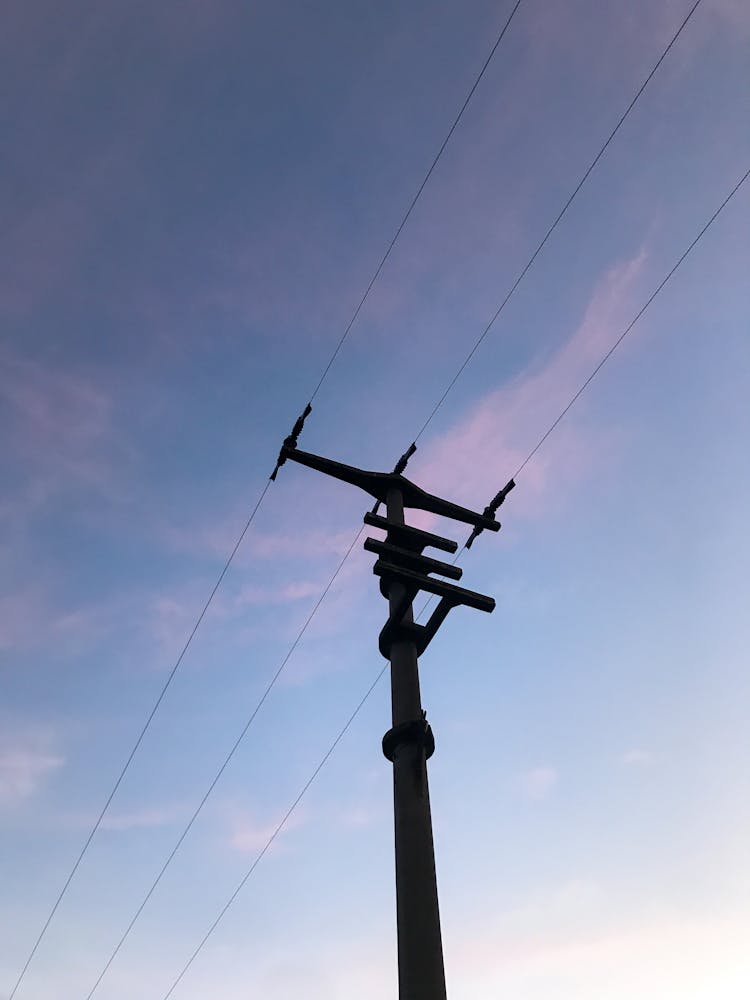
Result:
[364, 537, 462, 580]
[373, 560, 495, 613]
[285, 447, 499, 529]
[363, 512, 458, 554]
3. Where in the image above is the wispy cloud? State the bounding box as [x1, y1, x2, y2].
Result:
[99, 803, 186, 832]
[335, 803, 384, 830]
[227, 807, 306, 855]
[451, 893, 750, 1000]
[157, 514, 356, 566]
[0, 348, 134, 508]
[235, 580, 325, 607]
[0, 746, 64, 806]
[620, 748, 653, 767]
[712, 0, 750, 35]
[413, 249, 648, 518]
[519, 766, 558, 801]
[0, 585, 136, 655]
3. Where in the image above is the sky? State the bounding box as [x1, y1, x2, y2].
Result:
[1, 0, 749, 997]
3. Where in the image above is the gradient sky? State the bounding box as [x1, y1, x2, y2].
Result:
[1, 1, 749, 998]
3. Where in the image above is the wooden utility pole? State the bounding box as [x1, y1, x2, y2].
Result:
[383, 483, 446, 998]
[280, 441, 499, 999]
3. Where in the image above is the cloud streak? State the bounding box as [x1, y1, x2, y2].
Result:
[519, 766, 558, 801]
[414, 248, 648, 517]
[227, 806, 306, 855]
[0, 746, 64, 806]
[0, 348, 134, 509]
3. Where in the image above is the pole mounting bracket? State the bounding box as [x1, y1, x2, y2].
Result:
[382, 715, 435, 762]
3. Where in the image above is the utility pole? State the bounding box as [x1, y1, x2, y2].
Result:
[278, 440, 499, 999]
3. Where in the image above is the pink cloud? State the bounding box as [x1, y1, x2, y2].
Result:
[450, 897, 750, 999]
[235, 579, 326, 607]
[411, 248, 648, 520]
[227, 805, 306, 855]
[712, 0, 750, 34]
[620, 748, 654, 767]
[0, 579, 149, 657]
[0, 728, 64, 806]
[0, 587, 111, 653]
[0, 348, 134, 506]
[158, 516, 355, 565]
[248, 528, 356, 561]
[99, 803, 186, 832]
[519, 766, 559, 801]
[0, 750, 63, 805]
[334, 802, 385, 831]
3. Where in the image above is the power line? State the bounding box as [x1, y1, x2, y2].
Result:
[159, 588, 446, 1000]
[161, 662, 390, 1000]
[512, 165, 750, 481]
[72, 5, 708, 989]
[413, 0, 704, 443]
[7, 7, 526, 994]
[7, 479, 271, 1000]
[155, 164, 750, 997]
[82, 528, 364, 999]
[9, 6, 703, 984]
[308, 0, 525, 402]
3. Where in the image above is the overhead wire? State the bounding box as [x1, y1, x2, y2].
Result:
[307, 0, 525, 402]
[156, 163, 750, 997]
[160, 661, 390, 999]
[8, 5, 526, 995]
[509, 170, 749, 480]
[159, 585, 443, 1000]
[413, 0, 704, 444]
[85, 444, 431, 995]
[82, 529, 364, 1000]
[73, 2, 710, 992]
[84, 448, 431, 998]
[6, 478, 271, 1000]
[16, 8, 528, 998]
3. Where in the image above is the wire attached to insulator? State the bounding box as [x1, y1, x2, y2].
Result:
[371, 442, 417, 514]
[465, 478, 515, 549]
[269, 403, 313, 481]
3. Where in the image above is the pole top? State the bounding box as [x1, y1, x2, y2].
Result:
[283, 446, 500, 531]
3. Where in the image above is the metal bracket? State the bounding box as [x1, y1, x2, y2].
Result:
[382, 715, 435, 761]
[371, 442, 417, 515]
[269, 403, 313, 481]
[466, 478, 515, 547]
[375, 560, 494, 659]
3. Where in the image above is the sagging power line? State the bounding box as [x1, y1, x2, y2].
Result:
[156, 163, 750, 999]
[75, 4, 709, 993]
[7, 8, 526, 996]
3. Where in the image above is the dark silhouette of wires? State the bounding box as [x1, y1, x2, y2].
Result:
[6, 479, 271, 1000]
[7, 7, 526, 996]
[82, 531, 364, 1000]
[511, 166, 750, 481]
[160, 661, 390, 999]
[413, 0, 704, 444]
[159, 587, 440, 1000]
[156, 163, 750, 999]
[66, 4, 710, 993]
[308, 0, 525, 402]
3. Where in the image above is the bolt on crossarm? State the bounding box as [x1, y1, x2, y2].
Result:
[279, 443, 499, 1000]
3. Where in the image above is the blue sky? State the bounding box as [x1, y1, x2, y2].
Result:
[1, 1, 749, 997]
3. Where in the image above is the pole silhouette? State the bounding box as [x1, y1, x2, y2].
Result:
[280, 441, 498, 999]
